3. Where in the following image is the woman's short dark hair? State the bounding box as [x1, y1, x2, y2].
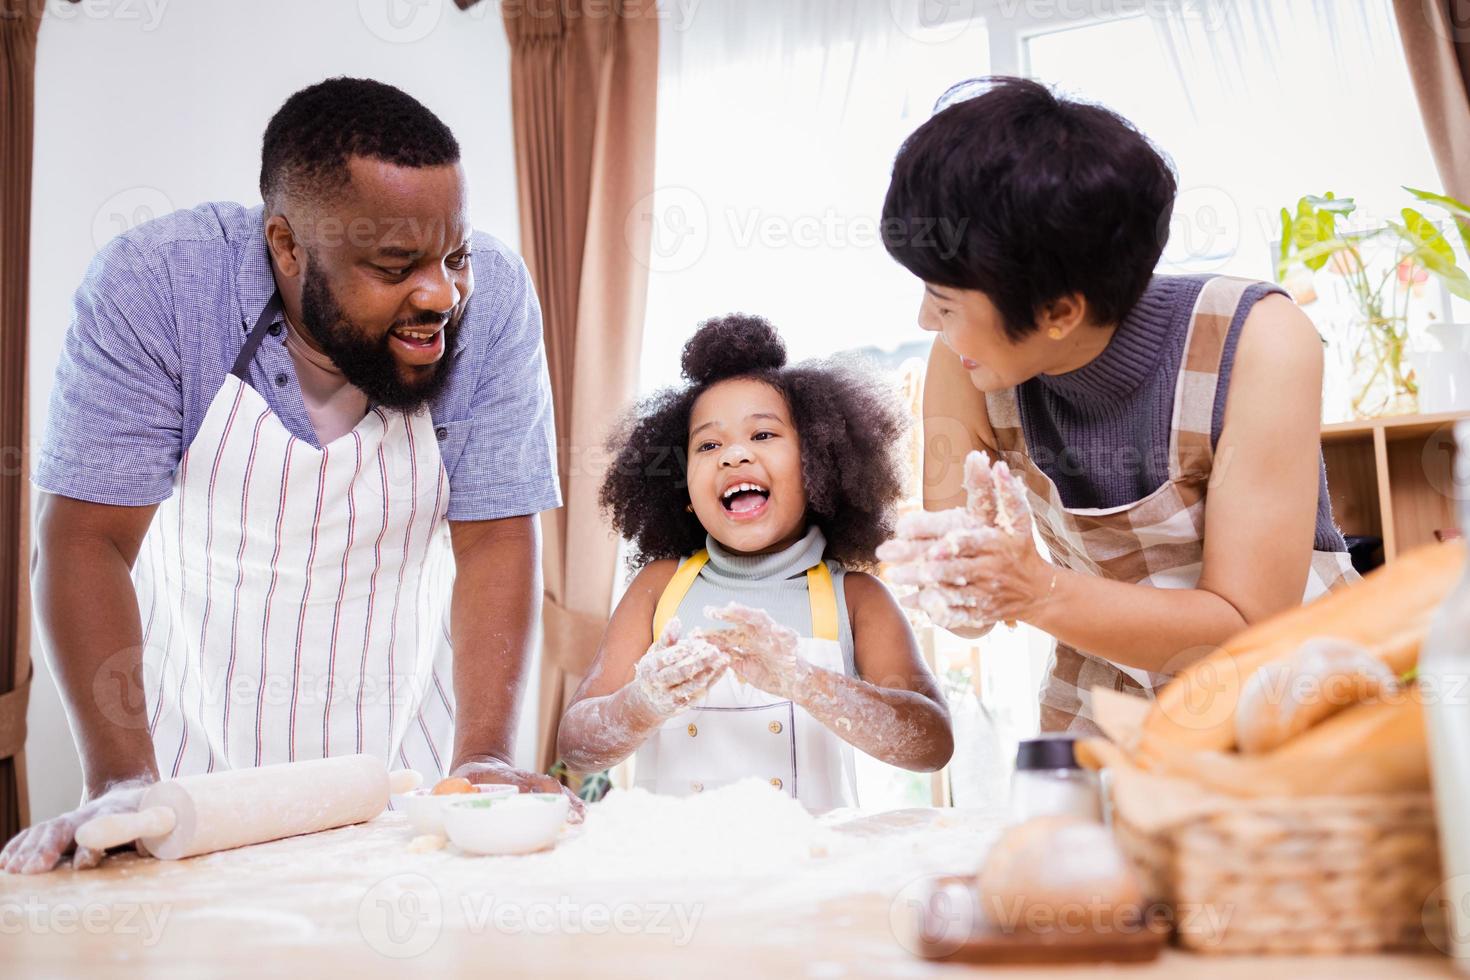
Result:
[881, 76, 1176, 340]
[600, 315, 911, 571]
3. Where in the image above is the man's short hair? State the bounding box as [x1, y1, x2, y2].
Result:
[259, 77, 461, 210]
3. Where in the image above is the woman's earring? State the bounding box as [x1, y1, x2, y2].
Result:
[685, 503, 694, 513]
[1047, 326, 1064, 340]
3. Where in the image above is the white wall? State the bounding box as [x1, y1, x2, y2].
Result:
[26, 0, 526, 821]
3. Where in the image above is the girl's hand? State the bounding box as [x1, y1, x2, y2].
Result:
[877, 451, 1055, 632]
[703, 603, 805, 700]
[628, 617, 731, 719]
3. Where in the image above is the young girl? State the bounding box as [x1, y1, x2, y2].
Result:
[557, 315, 954, 809]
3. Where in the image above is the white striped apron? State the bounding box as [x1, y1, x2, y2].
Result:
[633, 552, 859, 810]
[132, 294, 457, 779]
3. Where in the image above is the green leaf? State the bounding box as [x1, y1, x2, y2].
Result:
[1390, 212, 1470, 301]
[1405, 185, 1470, 258]
[1291, 237, 1355, 272]
[1304, 193, 1356, 215]
[1275, 207, 1299, 279]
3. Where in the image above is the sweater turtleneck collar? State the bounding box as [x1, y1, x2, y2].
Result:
[1035, 275, 1194, 406]
[702, 525, 827, 582]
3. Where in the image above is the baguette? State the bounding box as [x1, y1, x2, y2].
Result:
[1141, 689, 1430, 798]
[1138, 540, 1463, 758]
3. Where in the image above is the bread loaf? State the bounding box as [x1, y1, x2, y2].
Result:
[1139, 540, 1463, 759]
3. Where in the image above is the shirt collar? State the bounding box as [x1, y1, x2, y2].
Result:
[236, 203, 469, 358]
[235, 205, 285, 335]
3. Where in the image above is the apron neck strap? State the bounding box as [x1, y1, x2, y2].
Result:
[651, 549, 840, 643]
[231, 292, 284, 380]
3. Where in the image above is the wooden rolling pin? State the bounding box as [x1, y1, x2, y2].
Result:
[75, 754, 421, 860]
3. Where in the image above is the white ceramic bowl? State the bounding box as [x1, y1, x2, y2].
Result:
[444, 792, 571, 856]
[392, 783, 519, 836]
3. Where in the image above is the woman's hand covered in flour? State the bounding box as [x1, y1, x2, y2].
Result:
[703, 603, 805, 700]
[629, 617, 731, 720]
[877, 450, 1055, 633]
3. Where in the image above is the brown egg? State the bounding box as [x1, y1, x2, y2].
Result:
[430, 776, 476, 795]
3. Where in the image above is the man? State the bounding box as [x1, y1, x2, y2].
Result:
[3, 78, 565, 873]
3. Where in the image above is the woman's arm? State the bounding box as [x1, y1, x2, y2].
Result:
[922, 339, 1001, 640]
[905, 295, 1328, 674]
[555, 560, 681, 774]
[707, 576, 955, 772]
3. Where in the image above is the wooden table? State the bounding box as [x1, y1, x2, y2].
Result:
[1, 805, 1457, 979]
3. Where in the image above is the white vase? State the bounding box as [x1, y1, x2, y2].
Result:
[1411, 323, 1470, 414]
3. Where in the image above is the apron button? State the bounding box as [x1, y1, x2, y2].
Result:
[268, 323, 282, 337]
[768, 721, 783, 735]
[690, 782, 703, 793]
[274, 373, 288, 387]
[686, 723, 698, 737]
[769, 778, 783, 791]
[435, 426, 448, 440]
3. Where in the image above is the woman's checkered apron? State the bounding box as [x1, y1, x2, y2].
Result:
[983, 276, 1359, 734]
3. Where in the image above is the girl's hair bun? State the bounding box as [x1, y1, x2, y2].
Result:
[680, 314, 788, 385]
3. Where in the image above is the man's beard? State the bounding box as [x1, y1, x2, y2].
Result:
[297, 260, 460, 413]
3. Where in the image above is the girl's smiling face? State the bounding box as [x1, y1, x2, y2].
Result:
[686, 378, 808, 555]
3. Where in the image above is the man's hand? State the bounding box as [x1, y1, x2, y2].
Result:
[877, 451, 1053, 632]
[627, 617, 730, 719]
[1, 777, 153, 874]
[703, 603, 805, 700]
[449, 756, 587, 823]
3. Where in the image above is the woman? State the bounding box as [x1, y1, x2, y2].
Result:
[876, 77, 1358, 734]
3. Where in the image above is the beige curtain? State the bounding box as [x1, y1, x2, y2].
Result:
[0, 0, 42, 840]
[1396, 0, 1470, 201]
[498, 0, 659, 772]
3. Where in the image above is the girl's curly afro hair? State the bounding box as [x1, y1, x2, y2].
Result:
[600, 314, 911, 570]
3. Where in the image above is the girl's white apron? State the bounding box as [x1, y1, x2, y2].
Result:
[633, 553, 858, 810]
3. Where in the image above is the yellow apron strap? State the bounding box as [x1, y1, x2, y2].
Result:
[651, 549, 840, 643]
[652, 550, 710, 641]
[806, 561, 840, 642]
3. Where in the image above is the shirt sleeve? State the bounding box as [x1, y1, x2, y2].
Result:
[33, 237, 185, 507]
[444, 250, 563, 522]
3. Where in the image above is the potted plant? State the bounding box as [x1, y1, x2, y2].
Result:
[1276, 188, 1470, 418]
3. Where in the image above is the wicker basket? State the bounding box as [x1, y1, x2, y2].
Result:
[1108, 770, 1445, 955]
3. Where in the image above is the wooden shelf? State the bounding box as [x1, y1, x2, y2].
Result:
[1320, 409, 1468, 563]
[1322, 409, 1470, 444]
